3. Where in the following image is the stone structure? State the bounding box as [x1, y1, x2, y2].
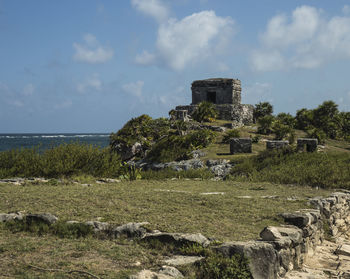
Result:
[266, 140, 289, 150]
[297, 138, 318, 152]
[230, 138, 252, 154]
[174, 78, 254, 126]
[216, 191, 350, 278]
[170, 110, 190, 122]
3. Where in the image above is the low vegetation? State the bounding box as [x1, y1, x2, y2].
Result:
[0, 143, 121, 179]
[230, 149, 350, 189]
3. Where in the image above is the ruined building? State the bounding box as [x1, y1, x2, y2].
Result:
[174, 78, 253, 125]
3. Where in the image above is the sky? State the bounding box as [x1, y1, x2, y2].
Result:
[1, 0, 350, 133]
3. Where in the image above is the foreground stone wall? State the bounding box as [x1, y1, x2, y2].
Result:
[215, 191, 350, 279]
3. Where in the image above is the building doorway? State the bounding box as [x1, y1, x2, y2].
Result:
[207, 91, 216, 103]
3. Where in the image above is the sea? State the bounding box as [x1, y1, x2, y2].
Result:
[0, 133, 110, 152]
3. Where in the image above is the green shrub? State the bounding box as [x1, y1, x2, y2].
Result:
[222, 129, 241, 143]
[146, 130, 216, 163]
[272, 120, 294, 141]
[306, 127, 326, 144]
[229, 150, 350, 189]
[196, 253, 252, 279]
[253, 102, 273, 122]
[257, 115, 275, 135]
[192, 101, 218, 123]
[251, 135, 261, 143]
[0, 143, 121, 179]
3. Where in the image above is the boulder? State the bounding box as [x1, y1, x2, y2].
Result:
[281, 212, 311, 228]
[260, 226, 303, 246]
[163, 255, 204, 266]
[26, 213, 58, 225]
[159, 266, 184, 278]
[0, 212, 24, 222]
[129, 270, 174, 279]
[142, 232, 210, 247]
[215, 241, 279, 279]
[112, 222, 150, 238]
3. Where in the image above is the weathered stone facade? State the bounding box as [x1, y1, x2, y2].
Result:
[174, 78, 253, 126]
[230, 138, 252, 154]
[266, 140, 289, 150]
[297, 138, 318, 152]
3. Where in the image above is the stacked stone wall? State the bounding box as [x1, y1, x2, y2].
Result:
[216, 191, 350, 279]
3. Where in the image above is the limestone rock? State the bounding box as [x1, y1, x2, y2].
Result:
[163, 255, 204, 266]
[0, 212, 24, 222]
[112, 222, 150, 238]
[26, 213, 58, 225]
[129, 269, 174, 279]
[85, 221, 110, 233]
[215, 241, 279, 279]
[281, 212, 311, 228]
[159, 266, 184, 278]
[142, 232, 210, 247]
[336, 244, 350, 257]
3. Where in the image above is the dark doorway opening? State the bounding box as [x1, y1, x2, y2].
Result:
[207, 91, 216, 103]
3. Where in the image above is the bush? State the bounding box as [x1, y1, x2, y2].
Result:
[229, 149, 350, 189]
[0, 143, 121, 178]
[257, 115, 275, 135]
[253, 102, 273, 122]
[145, 130, 216, 163]
[276, 113, 296, 128]
[272, 120, 294, 141]
[192, 101, 218, 123]
[196, 253, 252, 279]
[306, 127, 326, 144]
[222, 129, 241, 144]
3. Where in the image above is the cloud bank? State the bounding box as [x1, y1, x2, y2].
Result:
[73, 34, 114, 64]
[251, 5, 350, 71]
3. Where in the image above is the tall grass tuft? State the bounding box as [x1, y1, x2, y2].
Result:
[0, 143, 121, 178]
[230, 149, 350, 189]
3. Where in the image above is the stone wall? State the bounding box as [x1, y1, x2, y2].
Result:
[215, 191, 350, 279]
[175, 104, 254, 126]
[191, 78, 241, 105]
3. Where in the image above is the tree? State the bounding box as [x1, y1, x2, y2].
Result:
[272, 120, 295, 142]
[257, 115, 275, 135]
[253, 102, 273, 123]
[295, 108, 314, 130]
[276, 113, 296, 128]
[192, 101, 218, 123]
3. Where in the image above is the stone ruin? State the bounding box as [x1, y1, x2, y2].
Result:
[173, 78, 254, 126]
[297, 138, 318, 152]
[230, 138, 252, 154]
[266, 140, 289, 150]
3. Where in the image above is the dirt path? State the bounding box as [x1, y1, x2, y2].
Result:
[286, 237, 350, 279]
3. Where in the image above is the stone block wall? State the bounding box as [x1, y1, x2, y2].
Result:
[191, 78, 241, 105]
[215, 191, 350, 279]
[230, 138, 252, 154]
[266, 140, 289, 150]
[297, 138, 318, 152]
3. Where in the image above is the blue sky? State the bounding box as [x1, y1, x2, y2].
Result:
[1, 0, 350, 133]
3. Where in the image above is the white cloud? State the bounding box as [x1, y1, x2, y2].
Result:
[136, 10, 234, 71]
[135, 50, 156, 65]
[73, 34, 114, 64]
[131, 0, 169, 23]
[22, 83, 34, 96]
[244, 82, 273, 103]
[122, 80, 144, 97]
[54, 100, 73, 110]
[343, 5, 350, 15]
[252, 5, 350, 71]
[77, 74, 102, 93]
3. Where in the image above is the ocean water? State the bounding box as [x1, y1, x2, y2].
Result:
[0, 133, 110, 152]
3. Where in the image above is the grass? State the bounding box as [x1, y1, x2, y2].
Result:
[0, 180, 331, 241]
[0, 179, 332, 278]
